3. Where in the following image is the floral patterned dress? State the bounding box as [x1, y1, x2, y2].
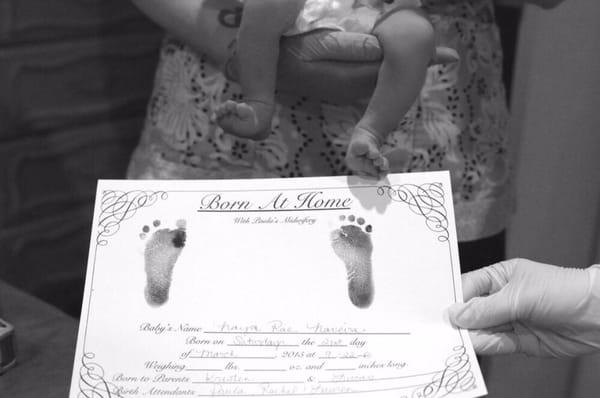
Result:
[127, 0, 512, 242]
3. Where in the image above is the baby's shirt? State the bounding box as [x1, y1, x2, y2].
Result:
[287, 0, 422, 35]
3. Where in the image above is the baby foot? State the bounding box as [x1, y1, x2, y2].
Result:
[346, 126, 389, 179]
[330, 215, 374, 308]
[214, 99, 274, 140]
[140, 219, 187, 306]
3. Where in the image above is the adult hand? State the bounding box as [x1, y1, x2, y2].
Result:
[225, 30, 382, 104]
[279, 31, 382, 103]
[132, 0, 457, 104]
[224, 30, 384, 103]
[448, 259, 600, 357]
[274, 31, 458, 103]
[227, 26, 458, 103]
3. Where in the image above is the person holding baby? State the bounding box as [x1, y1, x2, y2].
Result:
[128, 0, 561, 273]
[128, 0, 600, 363]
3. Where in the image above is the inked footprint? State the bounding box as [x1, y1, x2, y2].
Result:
[330, 215, 374, 308]
[140, 219, 187, 306]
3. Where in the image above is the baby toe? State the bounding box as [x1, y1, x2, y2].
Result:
[235, 103, 256, 120]
[350, 140, 370, 157]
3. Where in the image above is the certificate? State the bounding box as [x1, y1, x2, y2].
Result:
[70, 171, 487, 398]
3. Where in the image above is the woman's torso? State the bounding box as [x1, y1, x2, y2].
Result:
[128, 0, 512, 241]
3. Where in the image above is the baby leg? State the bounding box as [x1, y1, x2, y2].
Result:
[346, 8, 435, 177]
[215, 0, 305, 140]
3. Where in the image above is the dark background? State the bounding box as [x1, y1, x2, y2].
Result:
[0, 2, 521, 318]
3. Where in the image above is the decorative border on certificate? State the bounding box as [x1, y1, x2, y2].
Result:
[76, 347, 475, 398]
[377, 184, 449, 242]
[78, 180, 476, 397]
[412, 346, 475, 398]
[97, 191, 168, 246]
[95, 184, 449, 246]
[78, 352, 124, 398]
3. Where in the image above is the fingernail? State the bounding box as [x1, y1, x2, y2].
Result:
[448, 303, 469, 327]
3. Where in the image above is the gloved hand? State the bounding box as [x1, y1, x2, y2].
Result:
[228, 30, 459, 103]
[448, 258, 600, 357]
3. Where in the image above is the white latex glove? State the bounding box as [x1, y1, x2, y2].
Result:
[448, 258, 600, 357]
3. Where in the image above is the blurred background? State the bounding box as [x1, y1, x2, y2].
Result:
[0, 0, 598, 396]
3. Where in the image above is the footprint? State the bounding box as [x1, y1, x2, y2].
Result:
[139, 219, 187, 306]
[330, 215, 374, 308]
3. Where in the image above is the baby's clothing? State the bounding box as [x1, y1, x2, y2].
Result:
[287, 0, 421, 36]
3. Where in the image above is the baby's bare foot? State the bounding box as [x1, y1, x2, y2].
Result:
[214, 100, 274, 140]
[330, 215, 374, 308]
[140, 219, 187, 307]
[346, 126, 389, 178]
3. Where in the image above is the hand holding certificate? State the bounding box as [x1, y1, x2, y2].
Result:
[70, 171, 487, 398]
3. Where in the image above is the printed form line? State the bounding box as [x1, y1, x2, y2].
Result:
[186, 369, 223, 372]
[205, 331, 411, 336]
[319, 370, 440, 383]
[189, 356, 278, 360]
[228, 344, 300, 348]
[193, 371, 440, 385]
[194, 381, 304, 385]
[244, 369, 289, 372]
[195, 381, 436, 397]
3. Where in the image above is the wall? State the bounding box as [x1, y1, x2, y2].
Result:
[491, 0, 600, 396]
[508, 0, 600, 267]
[0, 0, 162, 316]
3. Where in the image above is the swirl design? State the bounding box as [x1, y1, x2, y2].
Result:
[412, 346, 476, 398]
[78, 352, 124, 398]
[97, 190, 168, 246]
[377, 184, 449, 242]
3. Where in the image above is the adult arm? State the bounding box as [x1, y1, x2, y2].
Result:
[131, 0, 381, 102]
[131, 0, 236, 67]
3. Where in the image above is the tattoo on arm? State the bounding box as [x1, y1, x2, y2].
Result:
[224, 38, 239, 81]
[218, 6, 243, 28]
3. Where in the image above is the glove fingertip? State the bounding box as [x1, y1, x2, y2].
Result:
[447, 303, 469, 328]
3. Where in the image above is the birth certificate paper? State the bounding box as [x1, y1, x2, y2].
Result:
[70, 171, 487, 398]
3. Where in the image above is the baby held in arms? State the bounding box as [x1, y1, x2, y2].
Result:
[214, 0, 448, 178]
